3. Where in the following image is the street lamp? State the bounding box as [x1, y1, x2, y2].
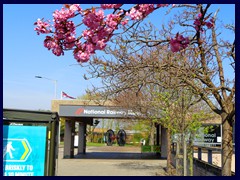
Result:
[35, 76, 57, 99]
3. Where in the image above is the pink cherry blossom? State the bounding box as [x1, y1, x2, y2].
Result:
[206, 18, 214, 28]
[101, 4, 122, 9]
[82, 9, 105, 30]
[96, 39, 107, 50]
[44, 36, 56, 50]
[206, 22, 214, 29]
[34, 18, 51, 35]
[121, 19, 129, 26]
[34, 4, 198, 62]
[54, 21, 76, 39]
[106, 14, 120, 29]
[52, 45, 64, 56]
[43, 36, 64, 56]
[198, 13, 203, 18]
[194, 13, 214, 31]
[82, 30, 94, 40]
[170, 33, 189, 52]
[74, 50, 90, 62]
[126, 4, 155, 20]
[53, 4, 81, 22]
[64, 35, 76, 49]
[77, 42, 95, 54]
[53, 8, 74, 22]
[170, 39, 181, 52]
[194, 19, 201, 26]
[126, 7, 143, 20]
[69, 4, 82, 12]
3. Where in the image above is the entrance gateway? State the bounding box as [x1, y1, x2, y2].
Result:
[51, 100, 168, 159]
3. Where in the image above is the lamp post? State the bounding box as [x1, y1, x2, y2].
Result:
[35, 76, 57, 99]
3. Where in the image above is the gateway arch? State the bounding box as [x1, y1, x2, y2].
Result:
[51, 100, 168, 159]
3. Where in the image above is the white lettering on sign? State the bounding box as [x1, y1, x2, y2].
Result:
[79, 108, 142, 117]
[204, 139, 214, 143]
[5, 165, 26, 171]
[128, 110, 141, 116]
[204, 133, 216, 138]
[10, 123, 23, 126]
[203, 133, 216, 143]
[83, 109, 129, 116]
[106, 110, 126, 115]
[4, 164, 34, 176]
[84, 109, 106, 114]
[14, 172, 34, 176]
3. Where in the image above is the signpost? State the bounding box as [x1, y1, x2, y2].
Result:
[3, 125, 47, 176]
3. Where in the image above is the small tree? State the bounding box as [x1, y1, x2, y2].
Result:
[151, 87, 215, 175]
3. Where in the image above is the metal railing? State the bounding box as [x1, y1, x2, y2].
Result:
[171, 142, 235, 164]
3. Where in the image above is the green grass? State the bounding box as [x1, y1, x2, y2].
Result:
[86, 142, 106, 146]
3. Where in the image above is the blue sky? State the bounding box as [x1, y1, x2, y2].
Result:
[3, 4, 235, 110]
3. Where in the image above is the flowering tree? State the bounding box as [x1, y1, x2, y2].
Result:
[35, 4, 235, 175]
[34, 4, 192, 62]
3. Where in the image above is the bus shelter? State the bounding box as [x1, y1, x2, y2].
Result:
[3, 108, 59, 176]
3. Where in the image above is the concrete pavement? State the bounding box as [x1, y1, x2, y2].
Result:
[56, 146, 167, 176]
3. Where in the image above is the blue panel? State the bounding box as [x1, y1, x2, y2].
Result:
[3, 125, 47, 176]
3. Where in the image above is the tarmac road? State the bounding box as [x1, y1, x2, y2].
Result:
[56, 146, 167, 176]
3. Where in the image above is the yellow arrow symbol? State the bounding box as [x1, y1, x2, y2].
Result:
[20, 140, 29, 160]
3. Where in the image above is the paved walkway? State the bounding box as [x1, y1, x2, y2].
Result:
[56, 146, 167, 176]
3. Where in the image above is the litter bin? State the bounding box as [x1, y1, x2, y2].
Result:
[3, 108, 59, 176]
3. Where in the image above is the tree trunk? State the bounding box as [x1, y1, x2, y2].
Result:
[188, 135, 194, 176]
[166, 128, 172, 173]
[221, 113, 233, 176]
[176, 137, 183, 176]
[183, 135, 187, 176]
[149, 122, 155, 145]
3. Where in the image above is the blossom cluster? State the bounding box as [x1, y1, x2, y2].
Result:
[35, 4, 81, 56]
[76, 8, 122, 62]
[101, 4, 122, 9]
[194, 13, 214, 32]
[34, 18, 51, 35]
[170, 33, 190, 52]
[126, 4, 155, 20]
[34, 4, 191, 63]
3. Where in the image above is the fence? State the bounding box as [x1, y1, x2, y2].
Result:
[171, 142, 235, 176]
[193, 145, 235, 174]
